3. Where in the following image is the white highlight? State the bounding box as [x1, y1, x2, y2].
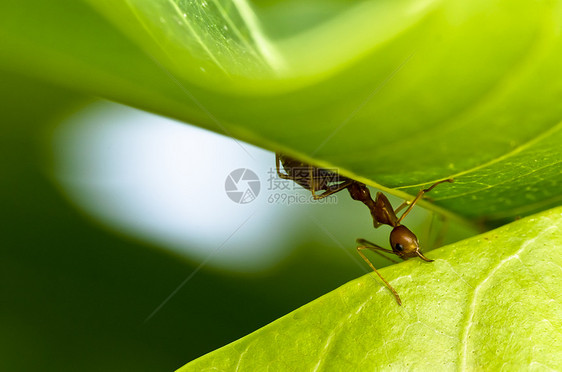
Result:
[51, 102, 295, 271]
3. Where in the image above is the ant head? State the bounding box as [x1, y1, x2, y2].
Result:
[389, 225, 433, 262]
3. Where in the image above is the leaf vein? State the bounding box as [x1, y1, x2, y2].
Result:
[169, 0, 228, 73]
[397, 119, 562, 192]
[460, 226, 557, 370]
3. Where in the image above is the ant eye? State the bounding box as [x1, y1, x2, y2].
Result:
[395, 243, 404, 252]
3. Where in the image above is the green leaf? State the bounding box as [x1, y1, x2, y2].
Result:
[180, 206, 562, 371]
[1, 0, 562, 223]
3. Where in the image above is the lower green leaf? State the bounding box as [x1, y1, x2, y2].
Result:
[180, 206, 562, 370]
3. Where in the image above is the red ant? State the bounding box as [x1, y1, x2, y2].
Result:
[276, 153, 453, 305]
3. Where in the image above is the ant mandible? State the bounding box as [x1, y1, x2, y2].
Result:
[276, 153, 453, 305]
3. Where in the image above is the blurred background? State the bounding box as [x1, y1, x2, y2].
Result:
[0, 70, 472, 371]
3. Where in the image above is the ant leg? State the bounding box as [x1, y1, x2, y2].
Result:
[307, 160, 355, 200]
[276, 153, 291, 180]
[277, 154, 351, 199]
[311, 180, 354, 200]
[356, 239, 399, 263]
[373, 220, 384, 228]
[396, 179, 454, 224]
[309, 164, 319, 198]
[393, 200, 411, 215]
[356, 239, 402, 305]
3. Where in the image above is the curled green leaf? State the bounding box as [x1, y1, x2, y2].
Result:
[181, 206, 562, 371]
